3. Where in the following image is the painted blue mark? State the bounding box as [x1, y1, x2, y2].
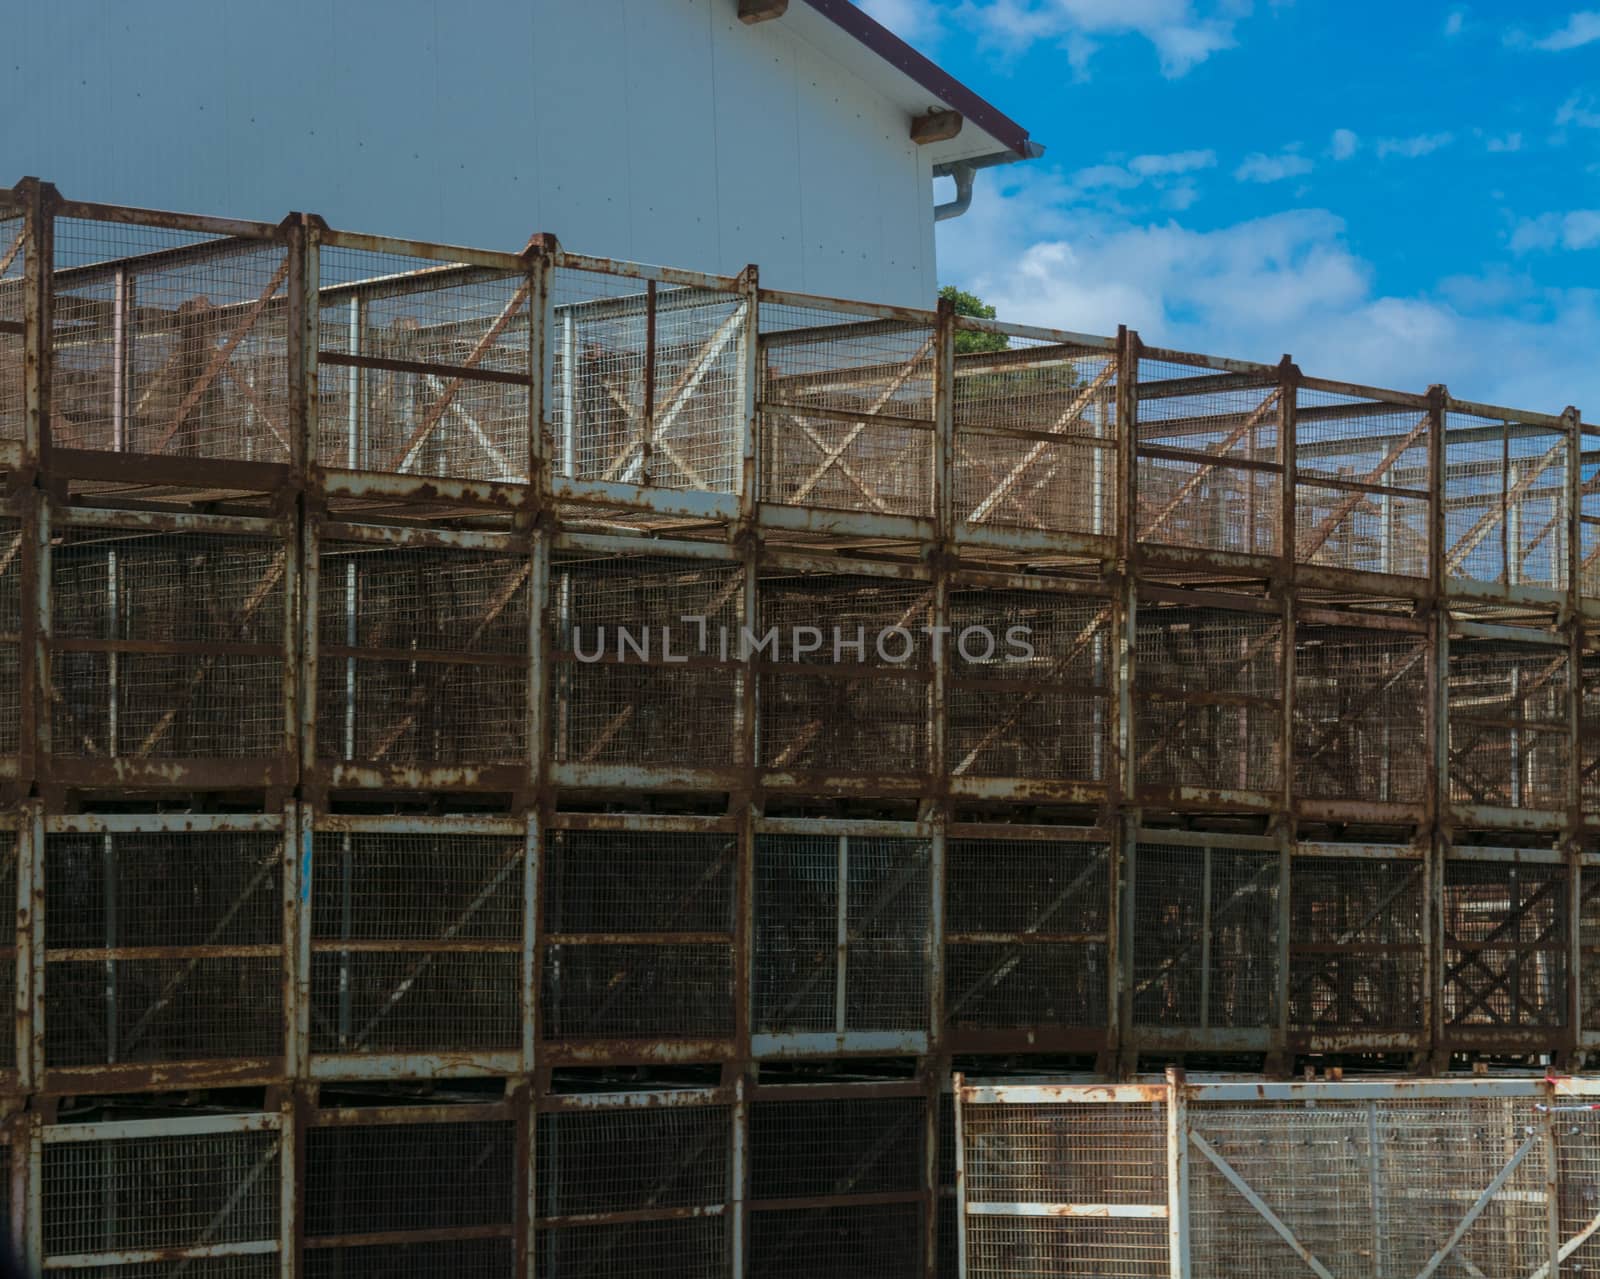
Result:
[300, 830, 312, 902]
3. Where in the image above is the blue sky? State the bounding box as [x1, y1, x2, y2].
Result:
[866, 0, 1600, 412]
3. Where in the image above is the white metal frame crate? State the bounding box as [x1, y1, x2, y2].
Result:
[955, 1072, 1600, 1279]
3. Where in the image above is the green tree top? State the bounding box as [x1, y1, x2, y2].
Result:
[940, 284, 1009, 355]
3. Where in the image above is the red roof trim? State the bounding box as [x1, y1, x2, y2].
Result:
[796, 0, 1034, 158]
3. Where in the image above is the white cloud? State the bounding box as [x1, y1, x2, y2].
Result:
[1529, 10, 1600, 50]
[1512, 210, 1600, 253]
[1128, 149, 1217, 177]
[1485, 132, 1524, 152]
[1329, 128, 1360, 160]
[1557, 94, 1600, 129]
[1444, 9, 1465, 36]
[958, 0, 1244, 78]
[1234, 150, 1315, 183]
[938, 171, 1600, 411]
[1376, 132, 1456, 158]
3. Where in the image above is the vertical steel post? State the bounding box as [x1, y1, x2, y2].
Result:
[730, 1070, 748, 1279]
[282, 800, 304, 1081]
[20, 179, 52, 470]
[952, 1074, 968, 1279]
[277, 1091, 297, 1279]
[1428, 386, 1449, 1065]
[1166, 1067, 1191, 1279]
[22, 800, 41, 1093]
[1114, 327, 1140, 1076]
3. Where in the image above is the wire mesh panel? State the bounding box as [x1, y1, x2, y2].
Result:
[756, 570, 933, 777]
[1581, 425, 1600, 601]
[318, 240, 532, 482]
[1554, 1104, 1600, 1277]
[51, 215, 290, 463]
[550, 552, 743, 770]
[535, 1097, 730, 1278]
[748, 1091, 927, 1279]
[1188, 1100, 1376, 1278]
[1294, 383, 1432, 578]
[1583, 640, 1600, 812]
[947, 588, 1111, 784]
[41, 1116, 281, 1272]
[1447, 636, 1571, 812]
[961, 1093, 1169, 1279]
[1443, 406, 1572, 591]
[1135, 605, 1283, 799]
[1135, 356, 1282, 557]
[0, 206, 25, 445]
[1442, 856, 1568, 1037]
[43, 822, 284, 1073]
[0, 512, 22, 766]
[759, 299, 936, 518]
[302, 1109, 516, 1273]
[1582, 863, 1600, 1042]
[945, 838, 1110, 1034]
[308, 823, 524, 1059]
[952, 333, 1117, 540]
[1288, 851, 1426, 1037]
[1131, 843, 1280, 1032]
[541, 828, 735, 1048]
[0, 827, 14, 1074]
[551, 265, 746, 496]
[1294, 619, 1429, 806]
[753, 832, 931, 1045]
[315, 532, 530, 773]
[47, 517, 291, 773]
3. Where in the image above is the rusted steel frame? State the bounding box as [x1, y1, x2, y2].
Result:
[1135, 381, 1283, 542]
[146, 252, 291, 454]
[547, 811, 737, 833]
[304, 1224, 513, 1250]
[1136, 581, 1281, 612]
[55, 501, 288, 537]
[1445, 433, 1569, 577]
[22, 180, 52, 468]
[55, 196, 278, 241]
[537, 1204, 728, 1231]
[953, 315, 1117, 350]
[315, 348, 529, 389]
[309, 1100, 512, 1126]
[16, 801, 39, 1095]
[310, 937, 522, 953]
[318, 518, 523, 552]
[1298, 375, 1432, 408]
[307, 811, 523, 836]
[316, 224, 523, 271]
[1296, 411, 1432, 560]
[1137, 341, 1280, 379]
[756, 287, 934, 327]
[559, 249, 743, 295]
[947, 820, 1111, 842]
[1296, 605, 1427, 634]
[537, 1085, 733, 1111]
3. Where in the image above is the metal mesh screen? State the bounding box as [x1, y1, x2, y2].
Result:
[42, 1124, 281, 1262]
[1554, 1107, 1600, 1277]
[302, 1118, 515, 1241]
[44, 830, 283, 1068]
[551, 268, 745, 494]
[1444, 410, 1571, 589]
[1289, 853, 1425, 1033]
[542, 829, 734, 1041]
[750, 1095, 925, 1199]
[50, 525, 289, 760]
[1132, 844, 1279, 1030]
[304, 1239, 512, 1278]
[952, 337, 1117, 537]
[319, 245, 531, 481]
[945, 839, 1109, 1029]
[1135, 359, 1281, 555]
[962, 1098, 1167, 1279]
[1294, 621, 1429, 803]
[1583, 647, 1600, 809]
[0, 212, 25, 443]
[551, 553, 743, 768]
[1294, 385, 1431, 577]
[947, 589, 1110, 782]
[309, 829, 523, 1054]
[756, 572, 933, 774]
[1442, 858, 1568, 1031]
[0, 831, 14, 1070]
[749, 1202, 923, 1279]
[1135, 606, 1283, 795]
[759, 301, 935, 517]
[1581, 865, 1600, 1033]
[754, 834, 931, 1036]
[1447, 638, 1571, 811]
[316, 539, 530, 766]
[51, 219, 290, 461]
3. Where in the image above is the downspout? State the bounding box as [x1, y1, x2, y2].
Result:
[934, 142, 1045, 222]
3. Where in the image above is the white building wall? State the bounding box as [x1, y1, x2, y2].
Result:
[3, 0, 940, 306]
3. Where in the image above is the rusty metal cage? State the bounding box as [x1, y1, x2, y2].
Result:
[308, 520, 531, 792]
[40, 812, 288, 1089]
[0, 193, 27, 453]
[944, 830, 1111, 1050]
[747, 1082, 929, 1279]
[306, 814, 528, 1077]
[38, 1110, 285, 1273]
[301, 1097, 519, 1274]
[534, 1086, 731, 1277]
[540, 819, 736, 1060]
[43, 506, 295, 790]
[315, 232, 533, 485]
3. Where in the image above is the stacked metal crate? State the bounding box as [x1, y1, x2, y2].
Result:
[1, 177, 1598, 1275]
